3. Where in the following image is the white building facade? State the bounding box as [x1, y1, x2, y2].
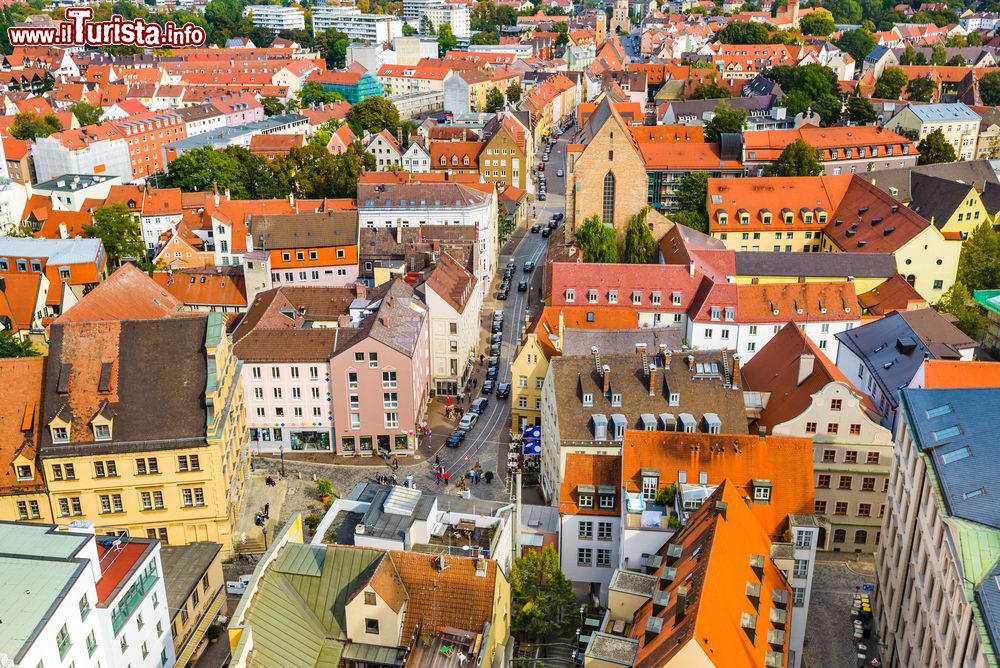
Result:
[243, 5, 305, 31]
[312, 6, 403, 43]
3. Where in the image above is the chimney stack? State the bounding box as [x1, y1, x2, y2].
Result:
[674, 586, 688, 625]
[797, 354, 815, 386]
[689, 261, 695, 278]
[715, 501, 728, 521]
[602, 364, 611, 394]
[731, 354, 741, 389]
[648, 364, 657, 397]
[224, 188, 231, 201]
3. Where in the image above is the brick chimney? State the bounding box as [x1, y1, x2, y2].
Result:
[602, 364, 611, 394]
[648, 364, 657, 397]
[797, 354, 815, 386]
[731, 354, 741, 389]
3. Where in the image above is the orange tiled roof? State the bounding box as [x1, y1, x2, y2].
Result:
[918, 359, 1000, 388]
[743, 125, 917, 162]
[0, 271, 43, 332]
[733, 281, 859, 323]
[34, 210, 91, 240]
[151, 269, 247, 307]
[430, 140, 484, 170]
[621, 430, 815, 537]
[857, 274, 927, 316]
[529, 305, 640, 357]
[55, 263, 186, 324]
[0, 356, 46, 495]
[559, 453, 620, 516]
[141, 187, 182, 216]
[708, 174, 853, 233]
[824, 175, 931, 253]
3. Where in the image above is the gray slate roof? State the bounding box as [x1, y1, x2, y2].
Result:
[734, 251, 897, 279]
[860, 159, 1000, 202]
[160, 542, 222, 615]
[908, 173, 978, 229]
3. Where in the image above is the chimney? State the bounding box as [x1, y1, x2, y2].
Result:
[648, 364, 657, 397]
[602, 364, 611, 394]
[687, 354, 695, 370]
[674, 586, 688, 625]
[288, 192, 295, 208]
[224, 188, 231, 201]
[715, 501, 728, 521]
[689, 261, 695, 278]
[731, 354, 740, 390]
[797, 354, 815, 386]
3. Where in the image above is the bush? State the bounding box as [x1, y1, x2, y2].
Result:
[667, 516, 681, 529]
[304, 513, 322, 531]
[654, 484, 676, 508]
[316, 479, 333, 498]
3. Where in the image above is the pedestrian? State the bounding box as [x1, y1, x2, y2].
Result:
[391, 473, 398, 486]
[392, 457, 399, 470]
[435, 469, 442, 485]
[406, 473, 414, 487]
[435, 454, 441, 466]
[263, 502, 269, 519]
[473, 378, 478, 388]
[443, 471, 450, 486]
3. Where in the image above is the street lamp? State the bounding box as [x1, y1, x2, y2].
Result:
[279, 444, 285, 477]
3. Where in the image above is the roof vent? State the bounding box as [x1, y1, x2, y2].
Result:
[883, 227, 895, 236]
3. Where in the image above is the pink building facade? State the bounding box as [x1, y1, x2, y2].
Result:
[243, 362, 333, 453]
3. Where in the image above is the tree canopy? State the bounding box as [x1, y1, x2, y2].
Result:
[916, 128, 957, 165]
[510, 546, 576, 641]
[298, 81, 346, 108]
[0, 331, 40, 358]
[763, 138, 823, 176]
[346, 96, 400, 136]
[957, 222, 1000, 291]
[905, 75, 935, 102]
[799, 10, 835, 36]
[485, 86, 505, 112]
[70, 102, 102, 126]
[716, 21, 771, 44]
[673, 172, 709, 233]
[704, 102, 747, 142]
[833, 29, 876, 62]
[9, 111, 62, 140]
[935, 281, 985, 338]
[84, 203, 145, 266]
[316, 28, 349, 69]
[845, 96, 877, 125]
[764, 64, 841, 125]
[874, 67, 908, 99]
[980, 71, 1000, 106]
[437, 23, 458, 55]
[574, 215, 620, 263]
[623, 208, 657, 264]
[692, 82, 731, 100]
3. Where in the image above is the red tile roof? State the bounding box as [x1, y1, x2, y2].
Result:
[55, 263, 186, 324]
[559, 453, 620, 515]
[825, 175, 931, 253]
[0, 271, 43, 332]
[0, 356, 46, 495]
[857, 274, 927, 316]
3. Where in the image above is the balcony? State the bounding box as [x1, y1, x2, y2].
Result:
[111, 568, 159, 634]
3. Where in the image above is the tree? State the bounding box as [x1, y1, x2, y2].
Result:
[935, 281, 985, 338]
[692, 82, 731, 100]
[917, 128, 957, 165]
[623, 208, 656, 263]
[834, 29, 876, 62]
[298, 81, 346, 108]
[673, 172, 709, 233]
[930, 43, 947, 66]
[765, 63, 841, 125]
[316, 28, 349, 69]
[510, 547, 575, 641]
[672, 210, 709, 233]
[470, 30, 498, 45]
[84, 203, 144, 266]
[70, 101, 102, 126]
[419, 15, 434, 34]
[980, 70, 1000, 106]
[261, 96, 286, 116]
[437, 23, 458, 56]
[0, 331, 40, 358]
[905, 75, 936, 102]
[957, 222, 1000, 291]
[484, 86, 505, 112]
[160, 146, 266, 199]
[826, 0, 861, 23]
[947, 54, 968, 67]
[704, 102, 747, 142]
[346, 96, 400, 136]
[402, 22, 417, 35]
[874, 67, 908, 99]
[507, 81, 522, 103]
[968, 31, 983, 46]
[716, 21, 770, 44]
[574, 215, 619, 263]
[899, 44, 918, 65]
[800, 10, 835, 36]
[845, 96, 877, 124]
[763, 138, 823, 176]
[8, 111, 62, 140]
[769, 30, 796, 45]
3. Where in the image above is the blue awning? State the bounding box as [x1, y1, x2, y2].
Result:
[523, 441, 542, 455]
[522, 425, 541, 441]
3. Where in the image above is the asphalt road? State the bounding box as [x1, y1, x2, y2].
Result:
[435, 129, 570, 490]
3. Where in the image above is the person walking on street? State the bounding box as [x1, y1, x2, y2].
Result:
[435, 454, 440, 467]
[443, 471, 450, 486]
[435, 469, 442, 485]
[392, 457, 399, 471]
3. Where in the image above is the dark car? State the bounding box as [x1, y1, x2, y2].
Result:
[446, 430, 466, 447]
[538, 193, 546, 201]
[518, 279, 528, 292]
[482, 380, 495, 394]
[488, 355, 499, 367]
[492, 320, 503, 334]
[486, 367, 498, 380]
[496, 289, 508, 300]
[554, 212, 564, 221]
[496, 382, 511, 398]
[490, 343, 501, 355]
[491, 333, 502, 344]
[523, 261, 535, 272]
[470, 397, 489, 414]
[541, 228, 552, 238]
[530, 224, 541, 233]
[548, 219, 558, 229]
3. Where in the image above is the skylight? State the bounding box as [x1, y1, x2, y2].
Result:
[940, 446, 971, 465]
[932, 426, 962, 441]
[925, 404, 953, 419]
[961, 488, 985, 501]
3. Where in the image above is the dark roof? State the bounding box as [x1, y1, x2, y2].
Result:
[741, 74, 783, 100]
[901, 387, 1000, 530]
[907, 173, 978, 229]
[982, 181, 1000, 214]
[248, 211, 358, 250]
[861, 159, 1000, 202]
[666, 95, 772, 121]
[975, 559, 1000, 658]
[41, 317, 209, 457]
[734, 251, 897, 279]
[160, 542, 222, 616]
[899, 308, 976, 358]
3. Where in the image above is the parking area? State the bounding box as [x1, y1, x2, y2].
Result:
[804, 555, 880, 668]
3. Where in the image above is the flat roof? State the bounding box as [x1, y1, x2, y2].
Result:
[34, 173, 115, 192]
[160, 542, 222, 615]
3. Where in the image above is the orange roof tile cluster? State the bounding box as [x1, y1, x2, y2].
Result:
[249, 132, 306, 156]
[743, 125, 917, 162]
[34, 210, 91, 240]
[377, 63, 452, 80]
[0, 272, 44, 332]
[917, 360, 1000, 388]
[522, 73, 575, 113]
[857, 274, 927, 316]
[707, 174, 853, 233]
[0, 356, 46, 495]
[559, 453, 620, 516]
[630, 481, 792, 668]
[734, 281, 859, 323]
[825, 175, 931, 253]
[55, 263, 186, 324]
[430, 140, 484, 170]
[529, 305, 641, 357]
[424, 252, 476, 314]
[151, 268, 247, 308]
[621, 430, 815, 537]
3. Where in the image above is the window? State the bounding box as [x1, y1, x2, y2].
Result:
[795, 530, 813, 548]
[792, 587, 806, 607]
[602, 172, 615, 223]
[806, 422, 817, 434]
[596, 549, 612, 567]
[178, 455, 200, 471]
[817, 474, 831, 489]
[827, 423, 839, 434]
[834, 501, 848, 515]
[641, 476, 658, 501]
[854, 530, 869, 545]
[850, 424, 862, 435]
[598, 521, 613, 540]
[830, 399, 842, 411]
[599, 494, 614, 509]
[368, 352, 378, 368]
[838, 475, 852, 490]
[355, 352, 364, 362]
[578, 494, 593, 509]
[822, 449, 835, 462]
[365, 618, 379, 634]
[52, 426, 69, 442]
[579, 520, 593, 539]
[57, 624, 71, 658]
[844, 450, 858, 463]
[866, 451, 880, 464]
[858, 503, 872, 518]
[365, 591, 377, 606]
[814, 500, 827, 513]
[577, 547, 593, 566]
[753, 486, 770, 501]
[862, 477, 875, 492]
[793, 559, 808, 578]
[348, 371, 359, 390]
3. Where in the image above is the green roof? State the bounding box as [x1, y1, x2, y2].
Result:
[974, 289, 1000, 315]
[0, 522, 90, 559]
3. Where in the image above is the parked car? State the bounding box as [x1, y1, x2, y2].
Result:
[518, 279, 528, 292]
[538, 193, 546, 200]
[548, 219, 558, 229]
[542, 155, 549, 162]
[523, 261, 535, 272]
[494, 310, 504, 322]
[530, 223, 541, 233]
[554, 212, 564, 221]
[541, 227, 552, 238]
[458, 413, 478, 430]
[537, 164, 545, 172]
[471, 398, 489, 414]
[446, 430, 466, 447]
[491, 333, 502, 345]
[492, 320, 503, 333]
[488, 355, 499, 367]
[486, 366, 498, 380]
[497, 289, 508, 300]
[482, 380, 496, 394]
[490, 343, 501, 355]
[496, 382, 511, 398]
[556, 169, 564, 177]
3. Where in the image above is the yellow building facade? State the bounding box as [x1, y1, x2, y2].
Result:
[482, 119, 530, 192]
[510, 332, 550, 434]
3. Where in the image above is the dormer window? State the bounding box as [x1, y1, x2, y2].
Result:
[582, 392, 593, 407]
[710, 307, 720, 321]
[588, 289, 598, 303]
[94, 423, 111, 441]
[804, 213, 813, 224]
[51, 425, 68, 443]
[724, 307, 735, 321]
[565, 289, 575, 302]
[611, 393, 622, 407]
[717, 212, 728, 226]
[752, 479, 772, 503]
[817, 211, 827, 225]
[15, 464, 32, 481]
[608, 290, 618, 304]
[739, 211, 750, 225]
[761, 212, 771, 225]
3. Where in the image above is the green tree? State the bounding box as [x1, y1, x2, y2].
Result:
[826, 0, 862, 23]
[692, 82, 731, 99]
[935, 281, 985, 338]
[574, 214, 619, 262]
[874, 67, 908, 99]
[957, 221, 1000, 291]
[704, 102, 747, 142]
[899, 44, 918, 65]
[623, 208, 656, 264]
[980, 70, 1000, 106]
[261, 96, 286, 116]
[437, 23, 458, 55]
[905, 75, 936, 102]
[346, 96, 400, 136]
[317, 28, 349, 69]
[799, 10, 835, 35]
[845, 96, 877, 124]
[0, 331, 40, 357]
[769, 30, 796, 44]
[930, 43, 947, 65]
[419, 14, 435, 34]
[84, 203, 144, 266]
[510, 546, 576, 641]
[947, 54, 967, 66]
[507, 81, 522, 103]
[673, 172, 709, 232]
[298, 80, 346, 108]
[917, 128, 957, 165]
[470, 30, 498, 45]
[763, 138, 823, 176]
[484, 86, 505, 112]
[8, 111, 62, 140]
[716, 21, 770, 44]
[160, 145, 269, 199]
[913, 51, 928, 65]
[765, 63, 841, 125]
[70, 101, 102, 126]
[968, 31, 983, 46]
[833, 29, 876, 62]
[402, 22, 417, 35]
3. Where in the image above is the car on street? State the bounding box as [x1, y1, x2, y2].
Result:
[548, 219, 558, 229]
[496, 382, 510, 398]
[518, 279, 528, 292]
[488, 355, 499, 367]
[523, 261, 535, 272]
[538, 193, 546, 200]
[530, 223, 541, 233]
[541, 228, 552, 238]
[458, 413, 478, 430]
[542, 155, 549, 162]
[470, 397, 488, 414]
[537, 164, 545, 172]
[490, 343, 501, 355]
[490, 333, 502, 345]
[492, 320, 503, 333]
[554, 212, 564, 221]
[496, 289, 508, 300]
[486, 366, 498, 380]
[482, 380, 495, 394]
[556, 169, 564, 177]
[446, 430, 466, 447]
[494, 310, 504, 321]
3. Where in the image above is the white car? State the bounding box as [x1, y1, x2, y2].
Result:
[556, 169, 564, 177]
[458, 413, 478, 430]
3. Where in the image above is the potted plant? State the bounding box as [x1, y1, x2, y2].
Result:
[206, 625, 221, 644]
[316, 479, 333, 503]
[304, 513, 322, 535]
[484, 470, 494, 484]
